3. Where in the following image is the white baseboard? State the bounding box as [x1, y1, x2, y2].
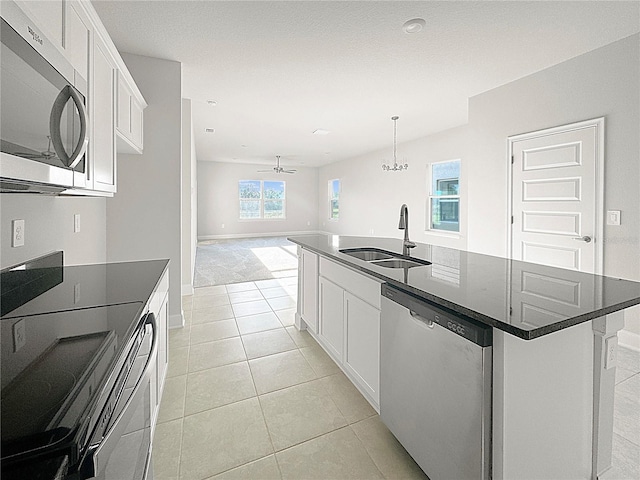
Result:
[169, 312, 184, 329]
[198, 230, 321, 242]
[618, 329, 640, 352]
[182, 283, 194, 296]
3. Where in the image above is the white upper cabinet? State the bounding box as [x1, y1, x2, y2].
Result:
[90, 31, 117, 193]
[116, 71, 146, 154]
[64, 1, 90, 80]
[6, 0, 145, 195]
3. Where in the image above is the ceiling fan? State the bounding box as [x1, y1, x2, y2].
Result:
[258, 155, 296, 174]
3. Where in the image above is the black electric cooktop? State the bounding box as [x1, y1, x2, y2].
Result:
[0, 252, 169, 477]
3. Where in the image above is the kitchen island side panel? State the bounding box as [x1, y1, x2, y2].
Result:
[492, 320, 594, 479]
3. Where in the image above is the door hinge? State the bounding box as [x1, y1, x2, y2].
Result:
[509, 306, 513, 316]
[511, 154, 514, 164]
[511, 216, 514, 224]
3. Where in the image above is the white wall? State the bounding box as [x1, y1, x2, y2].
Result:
[1, 195, 106, 268]
[181, 98, 197, 295]
[106, 53, 183, 327]
[197, 161, 318, 239]
[319, 34, 640, 341]
[318, 124, 470, 251]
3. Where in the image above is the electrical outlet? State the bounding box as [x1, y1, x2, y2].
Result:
[604, 336, 618, 369]
[12, 219, 25, 247]
[74, 214, 81, 233]
[13, 319, 26, 352]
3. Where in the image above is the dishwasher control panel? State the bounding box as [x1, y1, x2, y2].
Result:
[381, 284, 492, 347]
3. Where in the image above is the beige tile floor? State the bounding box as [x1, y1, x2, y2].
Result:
[155, 276, 640, 480]
[153, 276, 427, 480]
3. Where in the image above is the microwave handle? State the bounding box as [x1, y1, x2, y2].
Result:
[83, 313, 158, 479]
[50, 85, 89, 169]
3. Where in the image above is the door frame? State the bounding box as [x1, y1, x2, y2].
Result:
[507, 117, 605, 274]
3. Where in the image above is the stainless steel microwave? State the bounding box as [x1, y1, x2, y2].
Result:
[1, 2, 89, 193]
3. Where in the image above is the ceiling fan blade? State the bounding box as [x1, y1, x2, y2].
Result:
[282, 170, 297, 174]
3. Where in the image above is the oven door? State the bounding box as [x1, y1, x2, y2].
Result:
[81, 313, 157, 480]
[0, 3, 89, 192]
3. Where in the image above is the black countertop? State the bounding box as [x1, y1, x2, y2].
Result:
[288, 234, 640, 340]
[1, 255, 169, 319]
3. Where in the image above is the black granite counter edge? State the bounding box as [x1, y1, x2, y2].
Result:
[288, 236, 637, 341]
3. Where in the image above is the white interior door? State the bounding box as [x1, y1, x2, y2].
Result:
[509, 118, 604, 274]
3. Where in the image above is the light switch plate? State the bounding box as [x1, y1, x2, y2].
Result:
[607, 210, 621, 226]
[74, 214, 81, 233]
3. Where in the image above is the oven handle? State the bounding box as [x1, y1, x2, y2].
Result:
[50, 84, 89, 170]
[86, 313, 158, 479]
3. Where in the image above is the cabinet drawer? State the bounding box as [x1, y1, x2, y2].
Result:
[319, 258, 381, 309]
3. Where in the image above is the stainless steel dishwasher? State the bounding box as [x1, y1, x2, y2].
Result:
[380, 284, 492, 480]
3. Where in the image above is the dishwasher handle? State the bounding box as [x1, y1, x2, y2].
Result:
[410, 310, 435, 328]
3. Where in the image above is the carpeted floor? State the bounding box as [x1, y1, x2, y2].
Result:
[194, 236, 298, 287]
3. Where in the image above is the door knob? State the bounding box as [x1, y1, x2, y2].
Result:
[573, 236, 592, 243]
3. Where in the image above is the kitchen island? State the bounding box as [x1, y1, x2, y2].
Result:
[288, 234, 640, 480]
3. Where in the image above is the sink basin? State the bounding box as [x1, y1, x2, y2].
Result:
[339, 248, 431, 268]
[339, 248, 394, 261]
[372, 259, 430, 269]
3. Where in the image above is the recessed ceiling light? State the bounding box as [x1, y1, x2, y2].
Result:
[205, 128, 215, 133]
[313, 129, 330, 135]
[207, 100, 217, 106]
[403, 18, 426, 34]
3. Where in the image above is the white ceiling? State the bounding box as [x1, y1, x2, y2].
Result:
[92, 1, 639, 167]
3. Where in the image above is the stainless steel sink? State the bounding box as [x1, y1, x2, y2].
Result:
[339, 248, 431, 268]
[371, 259, 428, 269]
[339, 248, 394, 261]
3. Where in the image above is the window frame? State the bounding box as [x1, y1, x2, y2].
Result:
[328, 178, 340, 221]
[238, 179, 286, 220]
[426, 159, 461, 234]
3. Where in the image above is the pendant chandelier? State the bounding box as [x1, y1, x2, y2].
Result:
[382, 115, 408, 171]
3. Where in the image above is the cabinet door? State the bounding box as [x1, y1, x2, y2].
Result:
[156, 294, 168, 409]
[344, 292, 380, 406]
[91, 34, 116, 192]
[319, 277, 344, 361]
[301, 249, 318, 333]
[116, 74, 131, 137]
[64, 1, 91, 80]
[130, 97, 144, 149]
[116, 73, 145, 154]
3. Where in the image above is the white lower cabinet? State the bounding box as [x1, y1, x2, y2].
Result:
[344, 292, 380, 404]
[299, 247, 318, 333]
[319, 277, 344, 361]
[315, 258, 382, 410]
[146, 268, 169, 432]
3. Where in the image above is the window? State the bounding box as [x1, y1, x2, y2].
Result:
[329, 179, 340, 220]
[427, 160, 460, 233]
[239, 180, 285, 219]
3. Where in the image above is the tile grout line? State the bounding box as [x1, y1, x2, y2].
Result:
[348, 422, 389, 480]
[237, 295, 284, 479]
